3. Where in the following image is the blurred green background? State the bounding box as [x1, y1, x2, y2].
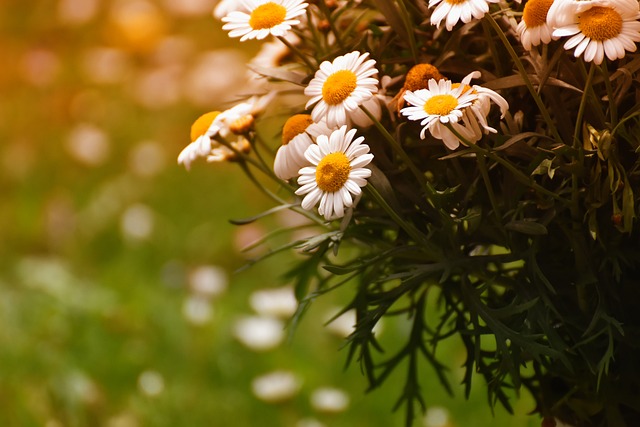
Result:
[0, 1, 539, 426]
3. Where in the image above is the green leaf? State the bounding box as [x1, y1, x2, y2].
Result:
[505, 220, 548, 235]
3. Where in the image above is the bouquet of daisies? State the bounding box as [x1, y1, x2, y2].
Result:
[179, 0, 640, 425]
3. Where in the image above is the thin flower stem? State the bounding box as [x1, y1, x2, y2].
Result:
[239, 162, 327, 227]
[481, 19, 504, 77]
[600, 61, 618, 127]
[315, 1, 345, 50]
[444, 124, 570, 204]
[365, 184, 444, 261]
[359, 105, 426, 187]
[396, 0, 419, 63]
[277, 36, 317, 71]
[573, 63, 596, 148]
[485, 13, 563, 145]
[476, 153, 503, 222]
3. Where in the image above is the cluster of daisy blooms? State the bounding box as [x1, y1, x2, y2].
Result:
[176, 1, 640, 425]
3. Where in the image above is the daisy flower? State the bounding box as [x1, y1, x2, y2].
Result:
[551, 0, 640, 64]
[274, 114, 333, 180]
[178, 111, 222, 170]
[517, 0, 556, 50]
[295, 125, 373, 220]
[305, 51, 379, 128]
[428, 0, 499, 31]
[401, 73, 481, 150]
[221, 0, 308, 42]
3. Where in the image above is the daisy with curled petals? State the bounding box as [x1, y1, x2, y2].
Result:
[178, 111, 222, 170]
[551, 0, 640, 64]
[428, 0, 499, 31]
[222, 0, 308, 42]
[295, 126, 373, 220]
[517, 0, 557, 50]
[273, 114, 333, 180]
[304, 51, 379, 128]
[401, 73, 481, 150]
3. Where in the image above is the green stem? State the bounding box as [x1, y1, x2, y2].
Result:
[601, 61, 618, 127]
[277, 36, 317, 71]
[239, 162, 326, 227]
[396, 0, 419, 63]
[485, 13, 563, 145]
[315, 1, 345, 50]
[365, 184, 443, 262]
[476, 153, 502, 222]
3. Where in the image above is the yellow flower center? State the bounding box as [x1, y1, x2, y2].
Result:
[190, 111, 221, 142]
[282, 114, 314, 145]
[404, 63, 444, 91]
[445, 0, 467, 5]
[249, 2, 287, 30]
[322, 70, 357, 106]
[450, 83, 475, 94]
[522, 0, 554, 28]
[424, 94, 459, 116]
[315, 152, 351, 193]
[578, 6, 623, 41]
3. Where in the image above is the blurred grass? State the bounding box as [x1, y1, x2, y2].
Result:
[0, 1, 540, 426]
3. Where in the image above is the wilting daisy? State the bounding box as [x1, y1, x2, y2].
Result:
[401, 73, 481, 150]
[428, 0, 499, 31]
[454, 76, 509, 135]
[274, 114, 333, 180]
[551, 0, 640, 64]
[517, 0, 556, 50]
[296, 126, 373, 220]
[178, 111, 221, 170]
[305, 51, 379, 128]
[221, 0, 308, 42]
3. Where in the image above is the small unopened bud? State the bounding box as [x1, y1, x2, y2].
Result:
[229, 115, 255, 135]
[612, 213, 623, 226]
[318, 19, 331, 33]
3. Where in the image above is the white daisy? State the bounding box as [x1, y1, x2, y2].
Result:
[178, 111, 222, 170]
[401, 73, 481, 150]
[428, 0, 499, 31]
[274, 114, 334, 180]
[221, 0, 308, 42]
[455, 79, 509, 134]
[295, 125, 373, 220]
[304, 51, 379, 128]
[551, 0, 640, 64]
[517, 0, 557, 50]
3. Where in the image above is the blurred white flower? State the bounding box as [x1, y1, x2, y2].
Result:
[163, 0, 212, 16]
[249, 286, 298, 318]
[182, 295, 214, 325]
[296, 419, 326, 427]
[233, 315, 284, 351]
[120, 204, 154, 241]
[325, 308, 384, 338]
[20, 49, 61, 87]
[133, 65, 182, 109]
[81, 47, 131, 84]
[310, 387, 350, 413]
[128, 140, 166, 177]
[189, 265, 228, 298]
[137, 370, 165, 397]
[184, 50, 249, 107]
[58, 0, 100, 25]
[66, 123, 110, 166]
[251, 370, 302, 402]
[423, 406, 451, 427]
